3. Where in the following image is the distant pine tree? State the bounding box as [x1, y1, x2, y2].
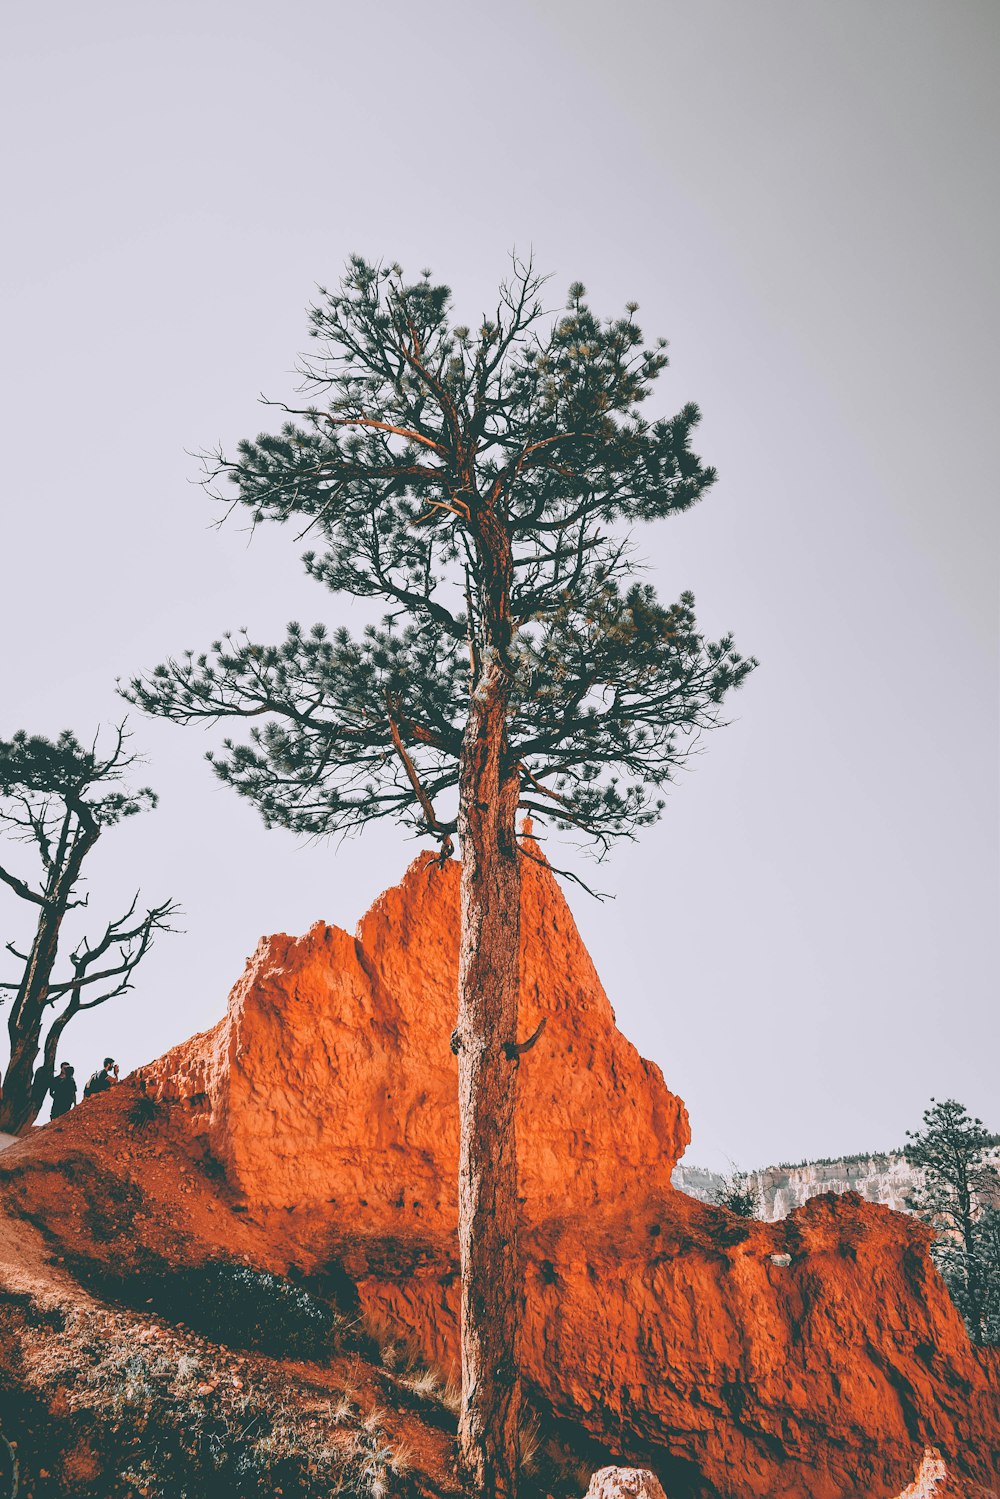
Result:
[975, 1205, 1000, 1343]
[905, 1098, 1000, 1344]
[126, 256, 756, 1496]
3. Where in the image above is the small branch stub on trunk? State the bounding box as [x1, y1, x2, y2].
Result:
[503, 1017, 547, 1063]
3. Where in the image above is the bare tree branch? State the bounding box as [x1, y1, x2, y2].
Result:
[0, 863, 45, 907]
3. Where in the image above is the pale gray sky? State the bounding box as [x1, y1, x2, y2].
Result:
[1, 1, 996, 1170]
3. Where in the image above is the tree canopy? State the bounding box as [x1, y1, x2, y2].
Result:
[127, 258, 754, 861]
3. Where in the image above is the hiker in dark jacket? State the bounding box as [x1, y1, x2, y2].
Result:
[49, 1063, 77, 1119]
[83, 1057, 119, 1098]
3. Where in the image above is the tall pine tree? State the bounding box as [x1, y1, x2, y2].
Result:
[126, 257, 755, 1497]
[906, 1098, 1000, 1344]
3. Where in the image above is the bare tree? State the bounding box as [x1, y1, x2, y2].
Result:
[715, 1169, 758, 1218]
[0, 727, 177, 1132]
[125, 256, 755, 1497]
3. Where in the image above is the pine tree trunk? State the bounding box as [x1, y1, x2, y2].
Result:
[455, 643, 522, 1499]
[961, 1194, 985, 1345]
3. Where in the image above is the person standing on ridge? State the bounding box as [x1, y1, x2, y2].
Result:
[49, 1063, 77, 1118]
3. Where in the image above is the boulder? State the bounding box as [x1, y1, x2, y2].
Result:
[584, 1469, 669, 1499]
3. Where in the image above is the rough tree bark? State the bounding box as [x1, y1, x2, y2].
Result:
[456, 646, 522, 1499]
[959, 1179, 985, 1344]
[454, 485, 524, 1498]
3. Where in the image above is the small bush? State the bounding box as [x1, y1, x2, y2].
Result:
[127, 1093, 161, 1130]
[71, 1255, 342, 1360]
[97, 1261, 340, 1360]
[167, 1263, 338, 1358]
[714, 1172, 758, 1219]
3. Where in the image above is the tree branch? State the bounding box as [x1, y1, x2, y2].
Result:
[386, 700, 455, 859]
[0, 862, 45, 907]
[516, 839, 612, 900]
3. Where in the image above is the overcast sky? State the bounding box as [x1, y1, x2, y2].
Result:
[1, 1, 996, 1171]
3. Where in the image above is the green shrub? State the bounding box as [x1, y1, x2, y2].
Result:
[164, 1263, 337, 1358]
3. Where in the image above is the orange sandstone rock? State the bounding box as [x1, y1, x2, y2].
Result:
[145, 851, 1000, 1499]
[356, 1191, 999, 1499]
[147, 849, 690, 1231]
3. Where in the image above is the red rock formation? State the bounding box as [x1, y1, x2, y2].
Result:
[145, 850, 1000, 1499]
[356, 1190, 999, 1499]
[147, 848, 690, 1232]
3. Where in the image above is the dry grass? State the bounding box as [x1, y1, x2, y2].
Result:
[399, 1365, 444, 1401]
[518, 1410, 542, 1474]
[362, 1305, 462, 1419]
[6, 1278, 601, 1499]
[7, 1298, 425, 1499]
[439, 1377, 462, 1415]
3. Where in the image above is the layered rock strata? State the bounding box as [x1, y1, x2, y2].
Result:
[673, 1154, 927, 1218]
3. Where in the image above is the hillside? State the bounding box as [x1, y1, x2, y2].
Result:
[0, 849, 996, 1498]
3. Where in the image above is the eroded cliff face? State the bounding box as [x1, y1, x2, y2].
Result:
[141, 851, 999, 1499]
[357, 1190, 999, 1499]
[146, 848, 690, 1235]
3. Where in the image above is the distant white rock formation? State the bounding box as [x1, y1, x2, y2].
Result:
[673, 1148, 1000, 1221]
[672, 1153, 923, 1220]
